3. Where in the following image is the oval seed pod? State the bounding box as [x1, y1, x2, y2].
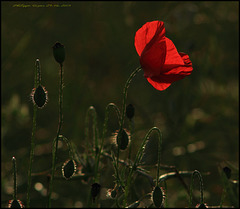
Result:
[62, 159, 77, 180]
[126, 104, 135, 120]
[152, 186, 164, 208]
[32, 85, 48, 108]
[53, 42, 65, 64]
[223, 166, 231, 179]
[117, 128, 129, 150]
[91, 183, 101, 202]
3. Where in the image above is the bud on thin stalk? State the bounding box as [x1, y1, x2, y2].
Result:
[53, 42, 65, 65]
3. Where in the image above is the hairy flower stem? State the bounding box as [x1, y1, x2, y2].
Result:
[119, 66, 141, 130]
[116, 66, 141, 205]
[124, 127, 162, 207]
[85, 106, 99, 182]
[94, 103, 120, 183]
[12, 157, 17, 200]
[27, 59, 40, 208]
[189, 170, 204, 207]
[127, 119, 134, 164]
[48, 63, 64, 208]
[26, 105, 37, 207]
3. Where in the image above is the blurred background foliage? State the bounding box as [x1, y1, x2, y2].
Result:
[1, 1, 239, 208]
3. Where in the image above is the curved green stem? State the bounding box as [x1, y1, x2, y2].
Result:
[116, 67, 141, 207]
[124, 127, 162, 207]
[48, 63, 64, 207]
[58, 135, 74, 159]
[94, 103, 121, 183]
[189, 170, 204, 207]
[133, 127, 162, 172]
[119, 66, 141, 130]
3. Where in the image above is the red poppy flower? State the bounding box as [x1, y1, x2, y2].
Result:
[135, 21, 193, 91]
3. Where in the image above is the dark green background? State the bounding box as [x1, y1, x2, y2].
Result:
[1, 1, 239, 208]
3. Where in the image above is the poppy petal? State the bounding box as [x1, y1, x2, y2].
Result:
[146, 77, 172, 91]
[135, 21, 166, 77]
[135, 21, 165, 56]
[134, 21, 193, 91]
[161, 38, 193, 75]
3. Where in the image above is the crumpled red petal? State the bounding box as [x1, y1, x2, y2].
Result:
[146, 38, 193, 91]
[135, 21, 166, 77]
[161, 38, 193, 75]
[146, 50, 193, 91]
[135, 20, 193, 91]
[146, 77, 172, 91]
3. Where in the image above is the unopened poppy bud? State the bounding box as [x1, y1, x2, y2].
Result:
[106, 188, 117, 199]
[62, 159, 77, 180]
[31, 85, 48, 108]
[152, 186, 165, 208]
[110, 189, 117, 199]
[223, 166, 231, 179]
[91, 183, 101, 202]
[117, 128, 129, 150]
[195, 203, 208, 208]
[53, 42, 65, 64]
[126, 104, 135, 120]
[8, 199, 24, 208]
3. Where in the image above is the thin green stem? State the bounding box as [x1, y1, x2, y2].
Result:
[163, 180, 168, 207]
[116, 67, 141, 207]
[133, 127, 162, 171]
[119, 66, 141, 130]
[85, 106, 98, 151]
[27, 59, 40, 208]
[85, 106, 99, 182]
[220, 187, 226, 208]
[189, 170, 204, 207]
[59, 135, 74, 159]
[26, 105, 37, 207]
[48, 63, 64, 207]
[12, 157, 17, 200]
[128, 119, 134, 164]
[85, 107, 94, 157]
[156, 128, 162, 187]
[124, 127, 162, 207]
[94, 103, 120, 183]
